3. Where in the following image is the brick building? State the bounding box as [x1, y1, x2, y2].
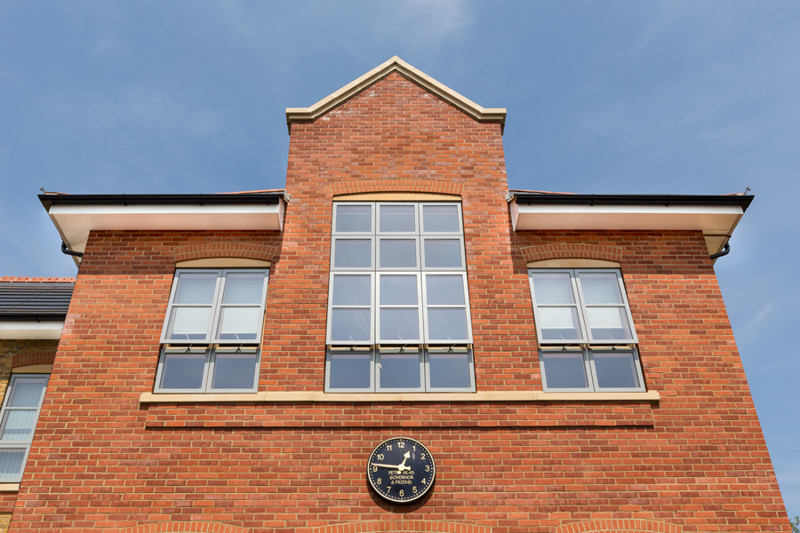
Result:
[0, 57, 789, 531]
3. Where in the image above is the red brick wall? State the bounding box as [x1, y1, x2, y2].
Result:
[9, 73, 789, 532]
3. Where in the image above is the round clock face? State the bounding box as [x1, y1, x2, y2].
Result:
[367, 437, 435, 504]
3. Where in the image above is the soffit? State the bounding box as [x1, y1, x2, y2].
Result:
[285, 56, 507, 132]
[39, 192, 286, 257]
[509, 192, 753, 256]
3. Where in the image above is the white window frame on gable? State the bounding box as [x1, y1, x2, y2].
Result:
[528, 268, 645, 392]
[326, 202, 476, 393]
[155, 269, 269, 393]
[0, 374, 49, 482]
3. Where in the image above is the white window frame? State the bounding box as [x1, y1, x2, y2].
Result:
[154, 345, 261, 393]
[0, 374, 49, 482]
[529, 268, 644, 392]
[326, 202, 474, 392]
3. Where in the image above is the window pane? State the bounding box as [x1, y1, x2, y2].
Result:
[427, 308, 468, 341]
[328, 352, 371, 390]
[537, 307, 582, 341]
[174, 273, 218, 304]
[6, 378, 46, 408]
[379, 353, 421, 389]
[380, 275, 418, 305]
[429, 352, 472, 389]
[0, 449, 25, 481]
[380, 308, 420, 341]
[585, 307, 632, 340]
[0, 411, 38, 441]
[593, 351, 641, 389]
[379, 239, 417, 268]
[222, 273, 265, 304]
[166, 307, 212, 340]
[422, 204, 460, 232]
[426, 275, 465, 305]
[334, 239, 372, 268]
[531, 272, 575, 304]
[336, 205, 372, 232]
[211, 353, 258, 390]
[160, 353, 206, 390]
[380, 205, 415, 232]
[330, 308, 371, 342]
[331, 275, 371, 306]
[424, 239, 462, 268]
[579, 272, 623, 304]
[217, 307, 261, 340]
[541, 352, 588, 389]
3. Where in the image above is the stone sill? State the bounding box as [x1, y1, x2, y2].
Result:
[139, 390, 660, 404]
[0, 483, 19, 492]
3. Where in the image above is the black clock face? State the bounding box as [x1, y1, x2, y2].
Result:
[367, 437, 435, 504]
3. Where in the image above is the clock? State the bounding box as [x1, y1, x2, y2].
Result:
[367, 436, 435, 504]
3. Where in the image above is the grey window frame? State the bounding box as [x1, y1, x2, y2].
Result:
[0, 374, 49, 482]
[326, 201, 474, 393]
[154, 345, 261, 393]
[161, 269, 270, 345]
[156, 268, 268, 393]
[324, 346, 477, 393]
[529, 268, 645, 392]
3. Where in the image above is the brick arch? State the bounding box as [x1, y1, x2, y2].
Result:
[306, 520, 491, 533]
[173, 243, 281, 263]
[331, 178, 463, 197]
[12, 350, 56, 369]
[521, 243, 625, 264]
[115, 522, 249, 533]
[554, 518, 682, 533]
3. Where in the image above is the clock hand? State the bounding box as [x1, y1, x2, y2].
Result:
[371, 452, 412, 472]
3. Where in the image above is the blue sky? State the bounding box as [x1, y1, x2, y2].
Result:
[1, 0, 798, 518]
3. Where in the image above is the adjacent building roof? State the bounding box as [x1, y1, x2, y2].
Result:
[508, 190, 753, 257]
[285, 56, 507, 133]
[0, 277, 74, 339]
[39, 191, 287, 264]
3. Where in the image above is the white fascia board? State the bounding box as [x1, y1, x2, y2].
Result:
[0, 321, 63, 340]
[511, 202, 745, 255]
[49, 202, 284, 254]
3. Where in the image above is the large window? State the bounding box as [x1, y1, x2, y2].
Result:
[155, 269, 269, 393]
[528, 269, 645, 392]
[326, 203, 475, 392]
[0, 374, 48, 482]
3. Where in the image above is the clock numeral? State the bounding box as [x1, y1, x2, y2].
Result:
[376, 478, 382, 485]
[425, 465, 430, 472]
[421, 453, 426, 460]
[385, 444, 392, 451]
[412, 486, 418, 494]
[376, 454, 384, 460]
[421, 478, 426, 484]
[398, 441, 405, 448]
[399, 489, 405, 497]
[372, 466, 377, 472]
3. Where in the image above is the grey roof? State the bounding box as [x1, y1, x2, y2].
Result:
[0, 279, 74, 321]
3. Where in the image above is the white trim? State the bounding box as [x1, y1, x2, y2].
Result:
[0, 321, 63, 340]
[285, 56, 506, 129]
[510, 200, 745, 255]
[47, 201, 285, 254]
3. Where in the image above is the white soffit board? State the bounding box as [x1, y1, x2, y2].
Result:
[49, 202, 284, 253]
[512, 203, 745, 234]
[511, 201, 746, 256]
[0, 321, 64, 340]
